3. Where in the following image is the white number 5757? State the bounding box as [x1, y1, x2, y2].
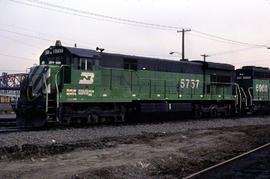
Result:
[180, 79, 200, 89]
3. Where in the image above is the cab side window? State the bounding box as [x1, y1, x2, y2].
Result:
[124, 58, 137, 71]
[79, 58, 93, 71]
[80, 58, 85, 70]
[87, 59, 92, 70]
[73, 58, 98, 71]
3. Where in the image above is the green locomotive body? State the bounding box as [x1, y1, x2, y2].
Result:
[16, 42, 237, 127]
[61, 67, 234, 103]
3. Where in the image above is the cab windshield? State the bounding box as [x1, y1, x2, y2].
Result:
[41, 56, 63, 65]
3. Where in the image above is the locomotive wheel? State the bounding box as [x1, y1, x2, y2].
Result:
[87, 112, 100, 124]
[114, 106, 126, 122]
[194, 110, 203, 119]
[210, 109, 217, 118]
[115, 112, 125, 122]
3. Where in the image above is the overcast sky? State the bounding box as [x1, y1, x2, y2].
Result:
[0, 0, 270, 74]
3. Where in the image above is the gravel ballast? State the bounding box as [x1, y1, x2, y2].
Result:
[1, 116, 270, 147]
[1, 117, 270, 178]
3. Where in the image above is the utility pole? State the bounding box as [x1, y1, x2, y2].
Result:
[200, 54, 209, 95]
[201, 54, 209, 62]
[177, 29, 191, 61]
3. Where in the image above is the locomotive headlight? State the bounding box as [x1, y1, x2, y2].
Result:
[55, 40, 62, 46]
[200, 95, 203, 98]
[179, 94, 182, 98]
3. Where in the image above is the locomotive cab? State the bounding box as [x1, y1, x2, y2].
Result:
[17, 41, 102, 127]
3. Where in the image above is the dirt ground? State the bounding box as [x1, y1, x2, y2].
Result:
[1, 125, 270, 178]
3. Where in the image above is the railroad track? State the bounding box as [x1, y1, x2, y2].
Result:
[0, 117, 19, 133]
[0, 114, 268, 134]
[0, 118, 16, 127]
[0, 127, 21, 133]
[184, 143, 270, 178]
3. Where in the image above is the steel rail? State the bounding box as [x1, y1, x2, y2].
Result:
[183, 142, 270, 179]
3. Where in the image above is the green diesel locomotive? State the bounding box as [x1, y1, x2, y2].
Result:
[17, 41, 238, 127]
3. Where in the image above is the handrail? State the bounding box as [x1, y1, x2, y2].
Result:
[43, 74, 48, 113]
[248, 87, 253, 106]
[210, 82, 235, 85]
[55, 65, 64, 122]
[240, 87, 248, 107]
[234, 83, 242, 111]
[55, 67, 62, 108]
[26, 87, 39, 102]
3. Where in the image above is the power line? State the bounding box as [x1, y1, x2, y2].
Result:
[188, 32, 270, 56]
[0, 23, 98, 48]
[0, 23, 176, 58]
[13, 0, 270, 47]
[0, 69, 26, 72]
[2, 24, 266, 60]
[0, 28, 54, 42]
[0, 24, 163, 58]
[209, 46, 264, 57]
[0, 27, 266, 62]
[0, 35, 41, 49]
[24, 0, 182, 30]
[9, 0, 269, 48]
[188, 32, 260, 47]
[5, 0, 270, 60]
[0, 28, 76, 47]
[0, 25, 268, 62]
[0, 26, 171, 61]
[192, 29, 267, 48]
[8, 0, 175, 31]
[0, 52, 35, 61]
